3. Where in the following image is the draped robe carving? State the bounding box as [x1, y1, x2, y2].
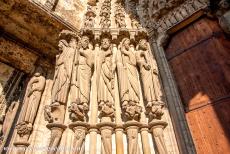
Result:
[17, 67, 45, 137]
[96, 37, 115, 154]
[51, 41, 72, 107]
[136, 39, 158, 107]
[44, 35, 78, 154]
[68, 36, 94, 154]
[97, 38, 115, 121]
[117, 38, 141, 121]
[69, 36, 94, 122]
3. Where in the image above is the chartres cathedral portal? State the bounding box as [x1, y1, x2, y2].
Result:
[0, 0, 229, 154]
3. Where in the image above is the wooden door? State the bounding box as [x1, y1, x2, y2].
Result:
[165, 17, 230, 154]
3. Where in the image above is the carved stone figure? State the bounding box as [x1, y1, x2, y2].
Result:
[17, 67, 46, 137]
[131, 19, 141, 29]
[44, 31, 78, 154]
[136, 39, 168, 153]
[146, 101, 164, 120]
[115, 3, 126, 28]
[136, 39, 162, 119]
[97, 37, 115, 122]
[69, 99, 89, 122]
[69, 35, 94, 122]
[179, 6, 188, 18]
[174, 8, 184, 21]
[84, 6, 96, 28]
[44, 105, 53, 123]
[48, 37, 77, 123]
[51, 39, 73, 106]
[168, 12, 177, 25]
[117, 38, 142, 121]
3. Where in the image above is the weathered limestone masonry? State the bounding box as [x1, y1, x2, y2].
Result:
[0, 0, 229, 154]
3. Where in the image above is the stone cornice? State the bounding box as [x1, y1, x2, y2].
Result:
[0, 0, 80, 60]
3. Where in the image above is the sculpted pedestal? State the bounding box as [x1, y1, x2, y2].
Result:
[124, 121, 142, 154]
[13, 141, 30, 154]
[97, 122, 116, 154]
[149, 120, 168, 154]
[69, 122, 90, 154]
[46, 123, 67, 154]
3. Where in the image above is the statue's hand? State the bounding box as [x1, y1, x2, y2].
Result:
[144, 64, 151, 70]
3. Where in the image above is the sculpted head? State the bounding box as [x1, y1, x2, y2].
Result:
[58, 39, 68, 51]
[138, 39, 148, 50]
[101, 37, 111, 50]
[122, 38, 130, 51]
[69, 37, 78, 48]
[81, 36, 90, 49]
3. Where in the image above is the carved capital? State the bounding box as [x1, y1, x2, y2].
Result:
[122, 101, 142, 122]
[68, 99, 89, 122]
[98, 101, 115, 122]
[15, 122, 32, 137]
[146, 101, 165, 121]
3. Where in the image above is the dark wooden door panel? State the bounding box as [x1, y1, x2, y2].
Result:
[186, 99, 230, 154]
[165, 17, 230, 154]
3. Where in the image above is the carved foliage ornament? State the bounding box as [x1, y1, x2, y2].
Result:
[155, 0, 208, 33]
